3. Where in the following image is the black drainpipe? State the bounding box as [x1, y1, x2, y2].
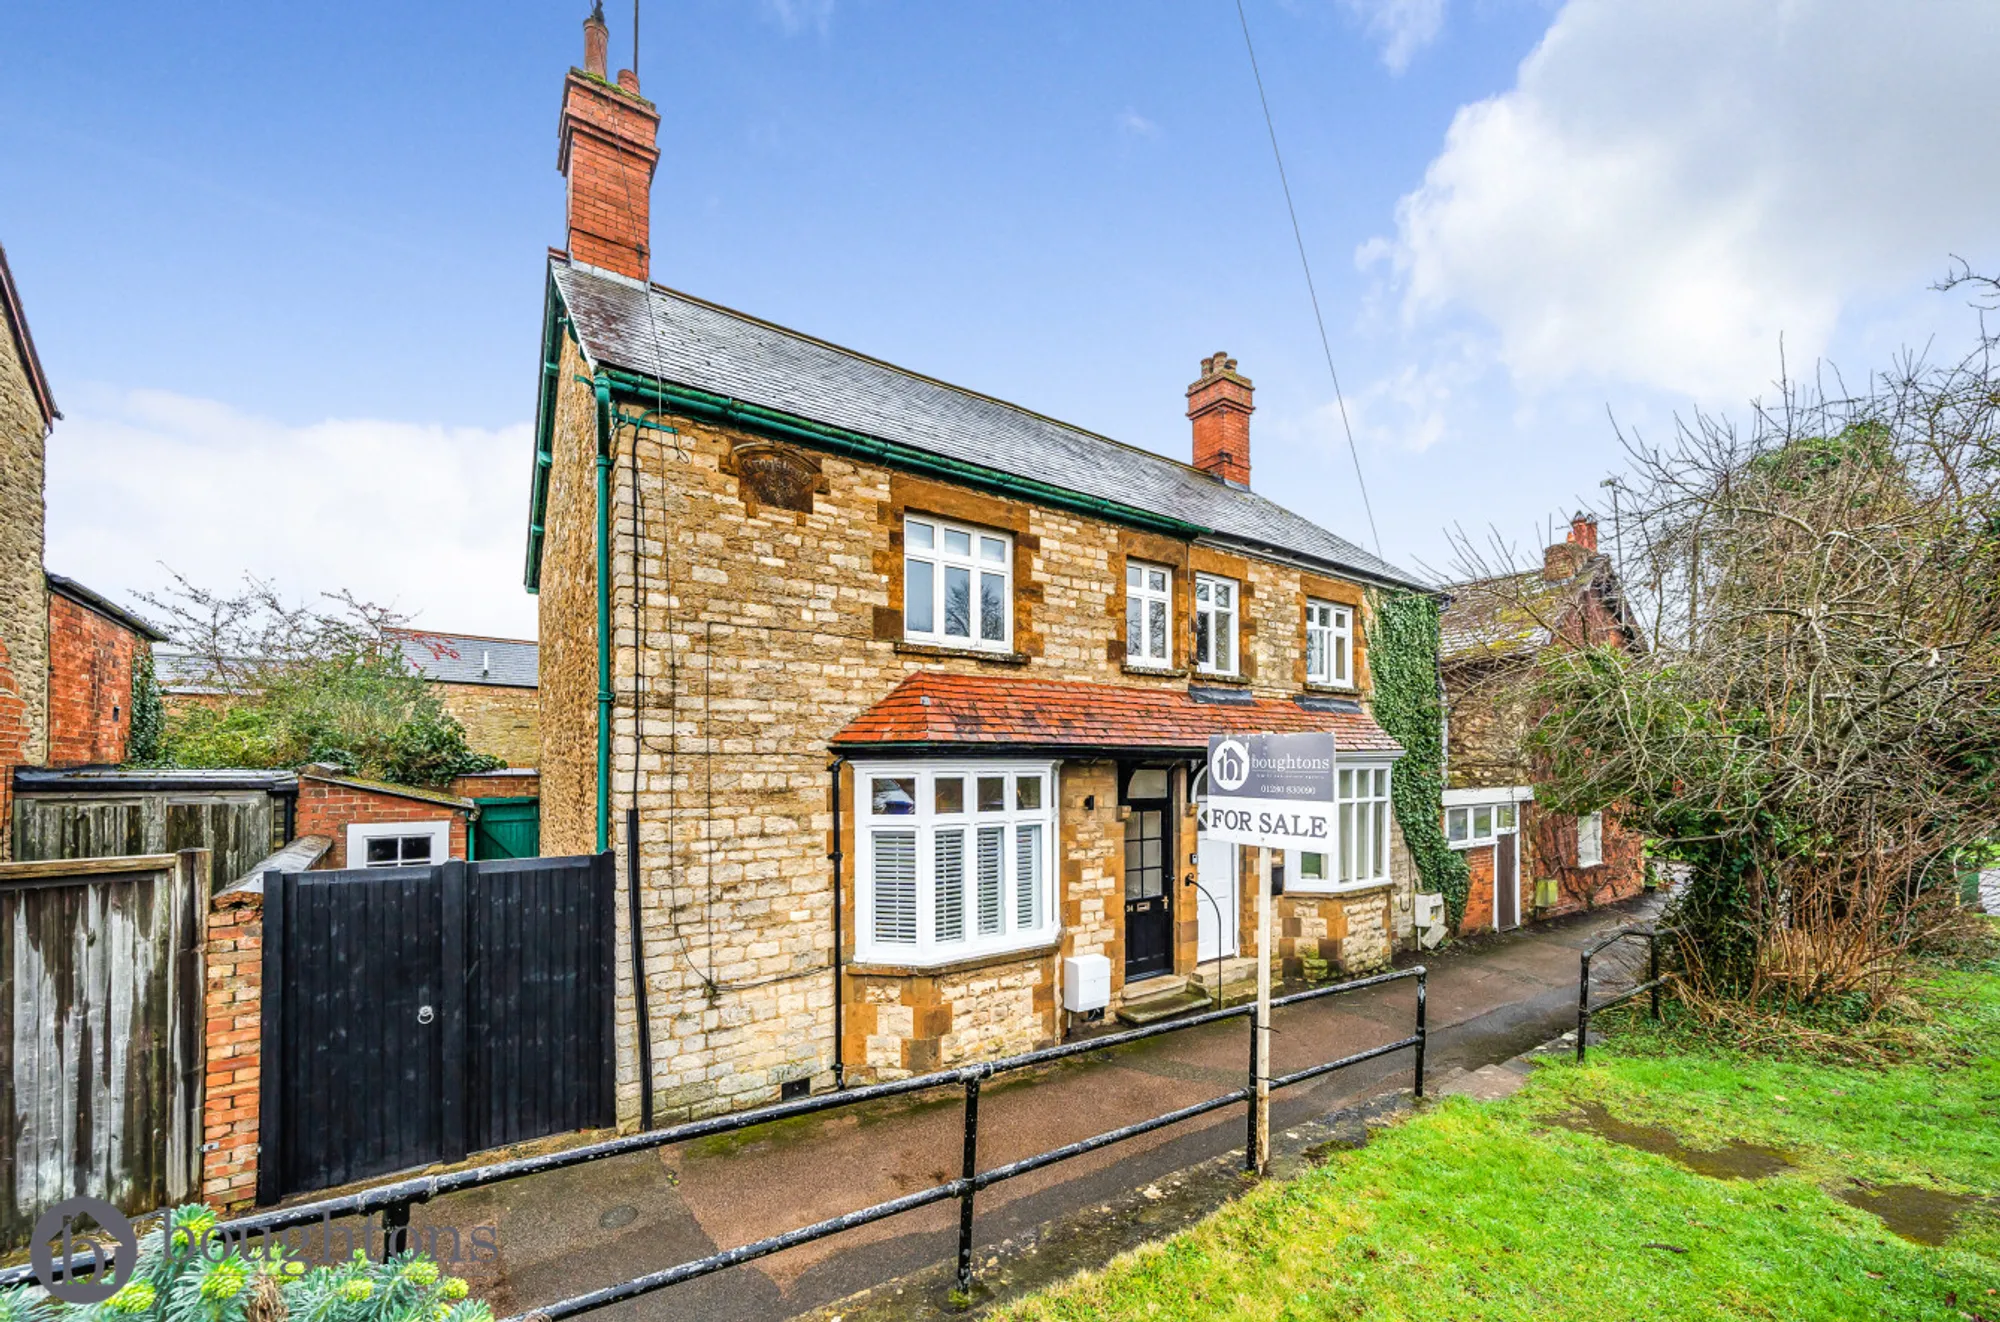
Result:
[828, 756, 848, 1089]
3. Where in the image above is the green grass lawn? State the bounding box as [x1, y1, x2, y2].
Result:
[997, 963, 2000, 1321]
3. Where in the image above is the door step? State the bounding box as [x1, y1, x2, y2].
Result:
[1116, 987, 1216, 1026]
[1188, 956, 1261, 997]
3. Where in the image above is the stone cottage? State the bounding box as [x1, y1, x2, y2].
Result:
[527, 11, 1439, 1125]
[1439, 514, 1648, 933]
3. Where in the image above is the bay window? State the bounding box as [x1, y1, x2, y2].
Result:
[1284, 762, 1395, 892]
[905, 516, 1012, 652]
[859, 762, 1058, 964]
[1194, 574, 1237, 676]
[1306, 600, 1353, 687]
[1125, 562, 1173, 668]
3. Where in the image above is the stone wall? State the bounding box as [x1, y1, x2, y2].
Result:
[1279, 885, 1393, 977]
[45, 593, 143, 767]
[435, 680, 539, 769]
[202, 885, 263, 1210]
[0, 321, 48, 851]
[537, 361, 1417, 1125]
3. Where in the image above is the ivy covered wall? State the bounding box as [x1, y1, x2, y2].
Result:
[1370, 591, 1470, 928]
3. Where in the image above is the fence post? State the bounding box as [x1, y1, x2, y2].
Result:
[1575, 949, 1593, 1063]
[956, 1072, 982, 1297]
[1649, 932, 1662, 1022]
[381, 1199, 411, 1259]
[1413, 968, 1427, 1099]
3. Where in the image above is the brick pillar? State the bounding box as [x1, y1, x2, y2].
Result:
[202, 885, 264, 1209]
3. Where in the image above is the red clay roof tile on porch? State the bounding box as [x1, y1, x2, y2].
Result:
[832, 671, 1404, 755]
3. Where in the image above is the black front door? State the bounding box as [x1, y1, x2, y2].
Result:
[1124, 801, 1173, 979]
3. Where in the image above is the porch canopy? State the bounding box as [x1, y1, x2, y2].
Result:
[831, 671, 1404, 758]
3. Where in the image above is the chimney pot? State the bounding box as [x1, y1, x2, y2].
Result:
[1186, 352, 1255, 487]
[1567, 511, 1599, 554]
[617, 68, 640, 92]
[583, 1, 609, 76]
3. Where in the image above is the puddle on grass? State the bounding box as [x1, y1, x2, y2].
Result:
[1836, 1182, 1988, 1246]
[1554, 1103, 1794, 1180]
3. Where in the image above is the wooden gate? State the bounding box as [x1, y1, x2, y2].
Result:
[0, 852, 206, 1247]
[469, 797, 539, 861]
[259, 854, 615, 1201]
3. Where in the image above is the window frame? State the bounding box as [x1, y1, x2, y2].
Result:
[1285, 760, 1395, 894]
[856, 760, 1060, 966]
[1124, 561, 1175, 670]
[1577, 812, 1604, 868]
[903, 515, 1014, 653]
[1305, 599, 1354, 688]
[1193, 573, 1239, 677]
[347, 820, 451, 869]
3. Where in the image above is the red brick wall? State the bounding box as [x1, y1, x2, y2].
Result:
[46, 593, 142, 766]
[449, 769, 540, 800]
[1526, 802, 1646, 917]
[203, 887, 262, 1209]
[1458, 843, 1497, 933]
[295, 776, 469, 869]
[0, 638, 27, 858]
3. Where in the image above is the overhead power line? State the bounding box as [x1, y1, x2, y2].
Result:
[1232, 0, 1383, 558]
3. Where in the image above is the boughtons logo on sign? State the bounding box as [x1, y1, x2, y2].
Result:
[1210, 738, 1251, 792]
[31, 1196, 137, 1304]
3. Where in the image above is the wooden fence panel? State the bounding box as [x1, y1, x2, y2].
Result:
[0, 853, 206, 1247]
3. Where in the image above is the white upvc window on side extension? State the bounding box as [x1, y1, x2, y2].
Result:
[1305, 599, 1353, 687]
[858, 761, 1059, 965]
[349, 820, 451, 869]
[904, 516, 1013, 652]
[1125, 562, 1173, 669]
[1285, 762, 1395, 893]
[1194, 574, 1237, 676]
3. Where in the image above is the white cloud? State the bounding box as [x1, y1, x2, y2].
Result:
[1116, 108, 1160, 138]
[1344, 0, 1445, 74]
[44, 389, 537, 641]
[759, 0, 835, 37]
[1371, 0, 2000, 404]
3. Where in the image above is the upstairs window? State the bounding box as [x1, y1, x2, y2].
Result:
[1305, 600, 1353, 687]
[859, 762, 1058, 965]
[905, 517, 1012, 652]
[1125, 562, 1173, 669]
[1577, 812, 1604, 868]
[1194, 574, 1237, 676]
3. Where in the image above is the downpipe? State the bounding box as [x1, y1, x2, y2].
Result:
[828, 756, 848, 1089]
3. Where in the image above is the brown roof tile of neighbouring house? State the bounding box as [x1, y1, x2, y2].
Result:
[832, 671, 1404, 756]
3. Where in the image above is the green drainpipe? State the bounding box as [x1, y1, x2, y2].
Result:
[594, 371, 613, 854]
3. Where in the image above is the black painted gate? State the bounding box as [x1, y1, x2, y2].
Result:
[259, 854, 615, 1201]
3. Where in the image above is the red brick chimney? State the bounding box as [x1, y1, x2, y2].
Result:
[1543, 511, 1599, 580]
[1187, 352, 1254, 486]
[559, 2, 661, 282]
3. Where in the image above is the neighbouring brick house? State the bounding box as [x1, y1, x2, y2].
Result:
[527, 11, 1439, 1126]
[1439, 514, 1648, 933]
[0, 241, 171, 858]
[292, 763, 474, 869]
[388, 629, 540, 769]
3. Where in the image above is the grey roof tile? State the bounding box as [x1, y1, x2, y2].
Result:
[389, 630, 538, 688]
[552, 260, 1424, 590]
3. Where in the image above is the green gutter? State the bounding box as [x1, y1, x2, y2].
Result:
[599, 369, 1210, 542]
[594, 372, 613, 854]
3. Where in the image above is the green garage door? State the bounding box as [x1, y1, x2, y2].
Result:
[471, 798, 540, 860]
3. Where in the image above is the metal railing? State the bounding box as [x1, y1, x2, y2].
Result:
[1575, 925, 1665, 1061]
[6, 965, 1426, 1314]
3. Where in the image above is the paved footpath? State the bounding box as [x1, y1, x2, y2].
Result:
[419, 896, 1661, 1322]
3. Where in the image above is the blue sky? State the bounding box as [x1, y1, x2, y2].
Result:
[4, 0, 1996, 637]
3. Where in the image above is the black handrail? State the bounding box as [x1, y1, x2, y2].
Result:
[6, 965, 1429, 1313]
[1576, 925, 1665, 1061]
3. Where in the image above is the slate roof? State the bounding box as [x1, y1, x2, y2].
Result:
[832, 671, 1404, 757]
[388, 629, 538, 688]
[1439, 554, 1641, 663]
[550, 258, 1424, 590]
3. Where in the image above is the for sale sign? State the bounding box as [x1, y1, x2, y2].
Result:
[1201, 732, 1337, 852]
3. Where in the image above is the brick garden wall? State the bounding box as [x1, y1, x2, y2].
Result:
[539, 359, 1417, 1122]
[202, 885, 263, 1210]
[45, 593, 143, 767]
[294, 775, 469, 869]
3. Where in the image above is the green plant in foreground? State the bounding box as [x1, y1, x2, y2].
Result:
[4, 1206, 490, 1322]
